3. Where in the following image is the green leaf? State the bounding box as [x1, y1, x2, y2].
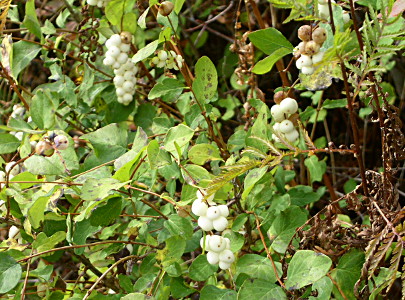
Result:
[252, 48, 292, 74]
[322, 99, 347, 109]
[236, 254, 282, 283]
[285, 250, 332, 290]
[238, 279, 286, 300]
[122, 293, 155, 300]
[164, 215, 193, 239]
[30, 89, 57, 130]
[23, 0, 42, 39]
[200, 285, 237, 300]
[147, 139, 171, 169]
[288, 185, 321, 206]
[242, 167, 268, 200]
[89, 197, 122, 226]
[137, 7, 149, 29]
[81, 123, 128, 163]
[163, 124, 194, 158]
[148, 78, 185, 100]
[105, 0, 135, 26]
[132, 40, 159, 63]
[72, 219, 100, 255]
[181, 164, 211, 185]
[32, 231, 66, 253]
[174, 0, 186, 14]
[330, 249, 364, 300]
[189, 255, 218, 281]
[0, 253, 22, 294]
[268, 206, 307, 253]
[170, 277, 195, 299]
[81, 178, 126, 201]
[122, 12, 137, 34]
[309, 276, 333, 300]
[249, 28, 294, 55]
[0, 133, 20, 154]
[304, 155, 327, 184]
[188, 143, 222, 165]
[28, 196, 49, 229]
[12, 41, 41, 78]
[232, 213, 248, 231]
[192, 56, 218, 103]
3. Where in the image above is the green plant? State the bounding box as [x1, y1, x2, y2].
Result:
[0, 0, 404, 299]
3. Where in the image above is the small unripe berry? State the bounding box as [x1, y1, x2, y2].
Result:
[213, 216, 228, 232]
[280, 97, 298, 114]
[318, 4, 329, 19]
[302, 66, 315, 75]
[279, 120, 295, 134]
[198, 216, 214, 231]
[273, 91, 286, 104]
[112, 62, 121, 69]
[285, 129, 299, 142]
[207, 251, 220, 265]
[298, 25, 312, 41]
[159, 1, 174, 17]
[219, 261, 231, 270]
[219, 249, 235, 263]
[312, 27, 327, 45]
[270, 104, 285, 122]
[54, 135, 69, 150]
[305, 41, 320, 55]
[120, 32, 132, 44]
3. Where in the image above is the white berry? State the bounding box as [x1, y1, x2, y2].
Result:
[107, 34, 122, 48]
[103, 56, 115, 66]
[196, 190, 215, 205]
[218, 205, 229, 217]
[206, 206, 221, 220]
[54, 135, 69, 150]
[209, 235, 226, 253]
[213, 216, 228, 232]
[207, 251, 220, 265]
[219, 261, 231, 270]
[8, 225, 20, 239]
[302, 66, 315, 75]
[279, 120, 295, 134]
[198, 216, 214, 231]
[5, 162, 20, 176]
[280, 97, 298, 114]
[116, 53, 129, 64]
[107, 46, 120, 57]
[312, 51, 325, 65]
[200, 236, 211, 251]
[119, 43, 131, 53]
[114, 76, 125, 86]
[116, 88, 125, 97]
[219, 249, 235, 263]
[271, 104, 285, 122]
[191, 199, 208, 216]
[285, 129, 299, 142]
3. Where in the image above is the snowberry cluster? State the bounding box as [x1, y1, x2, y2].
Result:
[271, 92, 300, 143]
[200, 235, 235, 270]
[191, 190, 236, 270]
[294, 25, 327, 75]
[86, 0, 110, 8]
[192, 191, 229, 232]
[103, 33, 138, 105]
[151, 50, 184, 71]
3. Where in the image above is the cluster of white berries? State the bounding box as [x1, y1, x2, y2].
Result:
[294, 25, 327, 75]
[200, 235, 235, 270]
[192, 191, 229, 232]
[271, 94, 300, 143]
[192, 190, 235, 270]
[86, 0, 110, 8]
[103, 33, 138, 105]
[151, 50, 184, 71]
